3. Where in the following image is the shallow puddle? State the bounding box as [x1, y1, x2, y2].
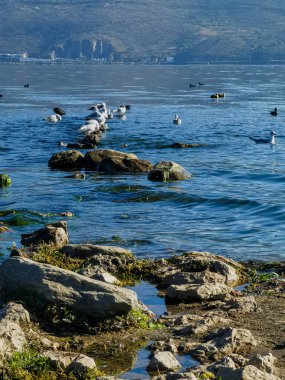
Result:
[120, 281, 199, 379]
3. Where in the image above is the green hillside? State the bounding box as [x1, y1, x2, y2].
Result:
[1, 0, 285, 63]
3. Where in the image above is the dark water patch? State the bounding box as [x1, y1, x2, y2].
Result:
[95, 184, 149, 194]
[129, 281, 166, 316]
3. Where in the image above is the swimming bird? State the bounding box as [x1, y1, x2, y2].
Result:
[199, 82, 205, 86]
[270, 107, 278, 116]
[44, 114, 62, 123]
[189, 84, 196, 88]
[249, 130, 276, 145]
[24, 84, 29, 88]
[53, 107, 66, 116]
[113, 104, 127, 116]
[173, 114, 182, 125]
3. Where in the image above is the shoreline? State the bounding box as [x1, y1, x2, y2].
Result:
[0, 226, 284, 379]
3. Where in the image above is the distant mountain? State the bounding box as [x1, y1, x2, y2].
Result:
[1, 0, 285, 63]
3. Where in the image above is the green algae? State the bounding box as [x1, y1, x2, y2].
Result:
[0, 174, 12, 187]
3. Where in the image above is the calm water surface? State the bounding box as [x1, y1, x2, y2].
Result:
[1, 64, 285, 262]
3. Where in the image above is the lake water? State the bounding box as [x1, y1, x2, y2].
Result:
[1, 63, 285, 263]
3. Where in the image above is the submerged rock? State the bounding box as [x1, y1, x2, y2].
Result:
[98, 156, 152, 173]
[0, 257, 146, 321]
[170, 142, 206, 148]
[0, 174, 12, 187]
[148, 161, 191, 182]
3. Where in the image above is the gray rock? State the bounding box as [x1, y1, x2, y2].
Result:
[176, 315, 231, 336]
[147, 351, 181, 374]
[0, 302, 30, 323]
[67, 354, 96, 376]
[48, 150, 85, 169]
[61, 244, 135, 274]
[223, 296, 259, 313]
[148, 161, 192, 182]
[158, 270, 227, 290]
[0, 302, 29, 358]
[152, 373, 198, 380]
[170, 251, 245, 286]
[248, 353, 276, 374]
[61, 243, 132, 258]
[43, 351, 74, 369]
[216, 365, 281, 380]
[80, 267, 118, 284]
[207, 354, 248, 373]
[21, 221, 68, 248]
[190, 327, 257, 361]
[0, 257, 147, 320]
[166, 283, 232, 302]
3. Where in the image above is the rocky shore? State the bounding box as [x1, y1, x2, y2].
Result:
[1, 103, 284, 379]
[0, 221, 284, 379]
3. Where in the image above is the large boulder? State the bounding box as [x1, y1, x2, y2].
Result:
[21, 221, 68, 248]
[48, 150, 85, 169]
[148, 161, 192, 182]
[84, 149, 138, 170]
[97, 156, 152, 173]
[0, 257, 147, 320]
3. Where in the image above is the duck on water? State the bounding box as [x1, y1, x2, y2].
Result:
[249, 130, 276, 145]
[270, 107, 278, 116]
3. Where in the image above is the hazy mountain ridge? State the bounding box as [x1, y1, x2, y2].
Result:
[1, 0, 285, 63]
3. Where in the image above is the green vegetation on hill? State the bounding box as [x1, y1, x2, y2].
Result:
[1, 0, 285, 63]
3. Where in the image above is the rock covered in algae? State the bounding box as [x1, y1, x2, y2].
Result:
[0, 174, 12, 187]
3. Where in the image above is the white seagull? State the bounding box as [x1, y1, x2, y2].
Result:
[44, 114, 62, 123]
[79, 119, 100, 136]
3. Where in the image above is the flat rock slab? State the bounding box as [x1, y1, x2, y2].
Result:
[0, 257, 146, 320]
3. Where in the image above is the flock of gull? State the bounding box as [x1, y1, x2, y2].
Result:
[1, 82, 276, 147]
[43, 102, 131, 147]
